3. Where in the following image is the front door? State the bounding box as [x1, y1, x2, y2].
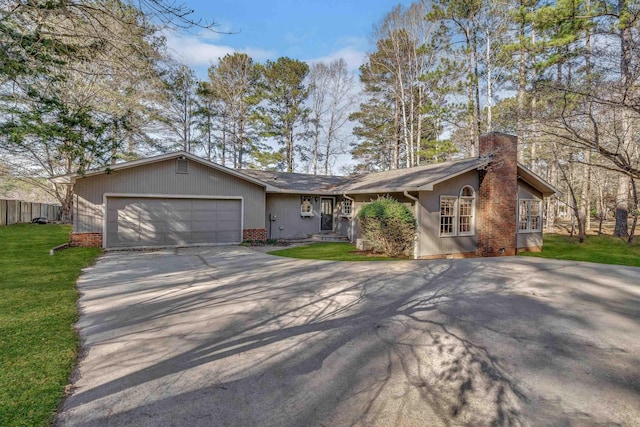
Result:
[320, 197, 334, 231]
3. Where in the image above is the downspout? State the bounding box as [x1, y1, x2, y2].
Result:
[403, 191, 419, 260]
[343, 194, 355, 243]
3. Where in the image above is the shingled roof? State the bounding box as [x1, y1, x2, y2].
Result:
[242, 157, 489, 194]
[343, 157, 488, 193]
[240, 169, 349, 193]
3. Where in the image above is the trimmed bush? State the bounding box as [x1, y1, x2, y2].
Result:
[358, 196, 416, 257]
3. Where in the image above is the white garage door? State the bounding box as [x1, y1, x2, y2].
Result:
[106, 197, 242, 248]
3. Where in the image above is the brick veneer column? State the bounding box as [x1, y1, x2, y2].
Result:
[243, 228, 267, 242]
[476, 133, 518, 257]
[69, 232, 103, 248]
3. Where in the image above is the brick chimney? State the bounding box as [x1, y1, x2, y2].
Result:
[476, 133, 518, 257]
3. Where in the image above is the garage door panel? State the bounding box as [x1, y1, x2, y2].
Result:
[217, 217, 240, 228]
[190, 232, 216, 243]
[165, 222, 192, 233]
[217, 230, 240, 241]
[192, 211, 214, 221]
[166, 231, 193, 245]
[106, 197, 241, 248]
[166, 210, 193, 221]
[217, 210, 239, 221]
[192, 220, 216, 232]
[192, 199, 218, 209]
[108, 198, 135, 209]
[139, 235, 167, 246]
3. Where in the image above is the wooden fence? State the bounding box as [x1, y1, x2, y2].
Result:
[0, 199, 62, 226]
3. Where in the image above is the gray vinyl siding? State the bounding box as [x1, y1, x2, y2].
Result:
[264, 194, 355, 240]
[265, 194, 323, 239]
[417, 171, 479, 257]
[517, 180, 544, 249]
[73, 158, 265, 233]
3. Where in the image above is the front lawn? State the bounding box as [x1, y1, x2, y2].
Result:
[268, 242, 406, 261]
[0, 224, 101, 426]
[521, 233, 640, 267]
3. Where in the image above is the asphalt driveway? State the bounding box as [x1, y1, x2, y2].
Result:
[56, 247, 640, 426]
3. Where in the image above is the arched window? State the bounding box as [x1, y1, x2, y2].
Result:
[439, 186, 476, 237]
[458, 186, 475, 236]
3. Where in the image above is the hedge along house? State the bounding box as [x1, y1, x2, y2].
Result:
[53, 133, 556, 257]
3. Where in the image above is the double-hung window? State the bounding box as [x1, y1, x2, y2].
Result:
[440, 186, 476, 237]
[440, 196, 457, 236]
[458, 186, 475, 236]
[518, 199, 542, 232]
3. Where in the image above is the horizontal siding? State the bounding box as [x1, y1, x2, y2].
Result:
[517, 232, 542, 249]
[74, 159, 265, 233]
[418, 171, 479, 257]
[518, 179, 543, 200]
[266, 194, 323, 239]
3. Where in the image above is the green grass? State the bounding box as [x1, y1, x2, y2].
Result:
[0, 224, 101, 426]
[521, 233, 640, 267]
[268, 242, 406, 261]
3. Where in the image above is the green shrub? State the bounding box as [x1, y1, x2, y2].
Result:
[358, 196, 416, 257]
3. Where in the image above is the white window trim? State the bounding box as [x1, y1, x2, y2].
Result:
[458, 186, 476, 237]
[439, 187, 477, 238]
[439, 195, 458, 237]
[300, 196, 314, 217]
[340, 199, 353, 217]
[518, 199, 542, 233]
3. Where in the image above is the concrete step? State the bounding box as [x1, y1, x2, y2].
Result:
[311, 234, 350, 242]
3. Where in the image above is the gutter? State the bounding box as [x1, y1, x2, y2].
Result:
[342, 194, 356, 243]
[403, 191, 419, 260]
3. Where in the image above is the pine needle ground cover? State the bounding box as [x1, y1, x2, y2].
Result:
[0, 224, 101, 426]
[521, 234, 640, 267]
[268, 242, 405, 261]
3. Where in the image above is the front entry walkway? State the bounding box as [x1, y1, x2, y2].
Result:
[57, 247, 640, 426]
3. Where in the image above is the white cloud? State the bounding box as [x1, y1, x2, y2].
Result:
[164, 32, 275, 67]
[305, 47, 367, 73]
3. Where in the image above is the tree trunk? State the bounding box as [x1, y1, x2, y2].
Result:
[517, 15, 526, 164]
[579, 149, 591, 233]
[486, 33, 492, 132]
[466, 27, 476, 157]
[628, 178, 638, 243]
[614, 174, 629, 237]
[472, 26, 481, 154]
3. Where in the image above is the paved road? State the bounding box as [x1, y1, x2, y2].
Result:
[56, 247, 640, 426]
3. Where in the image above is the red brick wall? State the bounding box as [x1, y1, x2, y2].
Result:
[476, 133, 518, 257]
[70, 232, 103, 248]
[243, 228, 267, 242]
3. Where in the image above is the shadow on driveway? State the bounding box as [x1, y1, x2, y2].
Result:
[56, 247, 640, 426]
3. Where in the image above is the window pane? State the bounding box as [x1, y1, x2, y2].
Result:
[531, 200, 541, 231]
[342, 199, 352, 215]
[458, 197, 473, 234]
[301, 197, 312, 214]
[440, 197, 457, 236]
[519, 201, 529, 231]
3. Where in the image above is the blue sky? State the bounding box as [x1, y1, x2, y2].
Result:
[166, 0, 413, 77]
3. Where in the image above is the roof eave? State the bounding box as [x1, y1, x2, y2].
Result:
[517, 163, 559, 197]
[49, 152, 272, 189]
[266, 188, 343, 195]
[342, 187, 421, 195]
